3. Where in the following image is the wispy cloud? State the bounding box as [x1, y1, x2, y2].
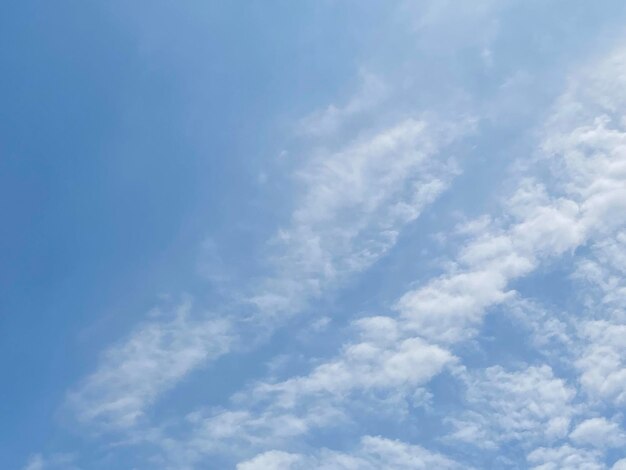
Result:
[526, 444, 604, 470]
[448, 365, 575, 449]
[66, 299, 233, 429]
[22, 455, 44, 470]
[157, 37, 626, 467]
[251, 116, 471, 319]
[297, 71, 387, 138]
[39, 4, 626, 470]
[60, 0, 490, 443]
[21, 454, 78, 470]
[66, 104, 470, 434]
[237, 435, 465, 470]
[153, 315, 455, 466]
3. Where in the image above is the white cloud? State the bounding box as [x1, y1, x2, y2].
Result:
[570, 417, 626, 448]
[396, 183, 583, 344]
[237, 435, 464, 470]
[527, 445, 604, 470]
[203, 108, 617, 447]
[66, 78, 471, 438]
[297, 72, 387, 137]
[67, 300, 233, 429]
[21, 454, 77, 470]
[168, 44, 626, 459]
[402, 0, 504, 58]
[188, 39, 626, 463]
[256, 326, 454, 408]
[251, 117, 470, 319]
[571, 237, 626, 411]
[237, 450, 303, 470]
[613, 459, 626, 470]
[397, 40, 626, 346]
[177, 319, 453, 456]
[448, 365, 575, 448]
[573, 231, 626, 316]
[58, 9, 626, 469]
[157, 315, 455, 466]
[438, 45, 626, 461]
[506, 297, 573, 355]
[181, 404, 344, 456]
[23, 455, 44, 470]
[575, 321, 626, 407]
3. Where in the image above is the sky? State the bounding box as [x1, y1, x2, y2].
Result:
[3, 1, 626, 469]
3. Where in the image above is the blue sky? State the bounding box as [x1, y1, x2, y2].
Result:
[3, 1, 626, 469]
